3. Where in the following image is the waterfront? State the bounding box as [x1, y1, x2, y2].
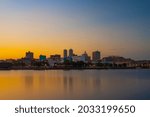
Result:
[0, 69, 150, 100]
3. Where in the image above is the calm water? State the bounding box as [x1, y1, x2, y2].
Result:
[0, 69, 150, 100]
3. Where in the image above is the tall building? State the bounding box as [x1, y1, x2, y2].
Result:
[63, 49, 67, 58]
[25, 51, 34, 60]
[69, 49, 73, 57]
[92, 51, 101, 62]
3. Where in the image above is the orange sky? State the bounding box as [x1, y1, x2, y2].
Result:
[0, 0, 149, 60]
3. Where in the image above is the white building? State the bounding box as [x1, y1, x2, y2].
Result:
[47, 58, 62, 67]
[72, 56, 85, 62]
[82, 51, 91, 63]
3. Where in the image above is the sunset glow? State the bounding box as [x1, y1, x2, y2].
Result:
[0, 0, 150, 59]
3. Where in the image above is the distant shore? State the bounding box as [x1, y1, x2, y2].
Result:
[0, 67, 149, 70]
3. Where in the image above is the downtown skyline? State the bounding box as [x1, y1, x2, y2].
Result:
[1, 49, 99, 60]
[0, 0, 150, 60]
[0, 49, 149, 62]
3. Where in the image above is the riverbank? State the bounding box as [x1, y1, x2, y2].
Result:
[0, 67, 149, 70]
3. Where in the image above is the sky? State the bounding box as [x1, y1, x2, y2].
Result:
[0, 0, 150, 60]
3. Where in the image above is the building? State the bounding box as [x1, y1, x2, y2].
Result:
[92, 51, 101, 62]
[22, 58, 32, 66]
[25, 51, 34, 60]
[47, 58, 55, 67]
[82, 51, 91, 63]
[50, 54, 61, 61]
[72, 56, 85, 62]
[39, 55, 46, 61]
[63, 49, 67, 58]
[101, 56, 134, 66]
[69, 49, 73, 57]
[48, 54, 61, 67]
[5, 59, 16, 63]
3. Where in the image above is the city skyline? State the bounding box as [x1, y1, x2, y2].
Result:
[0, 0, 150, 60]
[0, 49, 149, 61]
[1, 49, 100, 60]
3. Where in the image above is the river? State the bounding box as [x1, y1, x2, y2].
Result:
[0, 69, 150, 99]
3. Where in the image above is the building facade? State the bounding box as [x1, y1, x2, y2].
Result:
[63, 49, 67, 58]
[69, 49, 73, 57]
[92, 51, 101, 62]
[39, 55, 46, 61]
[26, 51, 34, 60]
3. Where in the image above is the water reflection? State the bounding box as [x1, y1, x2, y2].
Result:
[63, 76, 73, 93]
[25, 71, 33, 88]
[0, 70, 150, 99]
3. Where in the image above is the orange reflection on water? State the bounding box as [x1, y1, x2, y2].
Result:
[0, 70, 101, 99]
[0, 70, 150, 100]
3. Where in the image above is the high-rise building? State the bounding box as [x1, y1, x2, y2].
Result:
[25, 51, 34, 60]
[63, 49, 67, 58]
[92, 51, 101, 62]
[69, 49, 73, 57]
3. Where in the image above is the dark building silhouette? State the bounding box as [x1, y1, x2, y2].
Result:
[63, 49, 67, 58]
[92, 51, 101, 62]
[50, 54, 61, 61]
[26, 51, 34, 60]
[69, 49, 73, 57]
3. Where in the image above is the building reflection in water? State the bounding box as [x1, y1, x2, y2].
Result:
[24, 71, 34, 89]
[1, 70, 150, 99]
[62, 70, 102, 99]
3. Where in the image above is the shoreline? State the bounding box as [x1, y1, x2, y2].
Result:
[0, 67, 149, 70]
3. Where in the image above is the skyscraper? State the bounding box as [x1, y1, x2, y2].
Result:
[63, 49, 67, 58]
[92, 51, 101, 62]
[69, 49, 73, 57]
[25, 51, 34, 60]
